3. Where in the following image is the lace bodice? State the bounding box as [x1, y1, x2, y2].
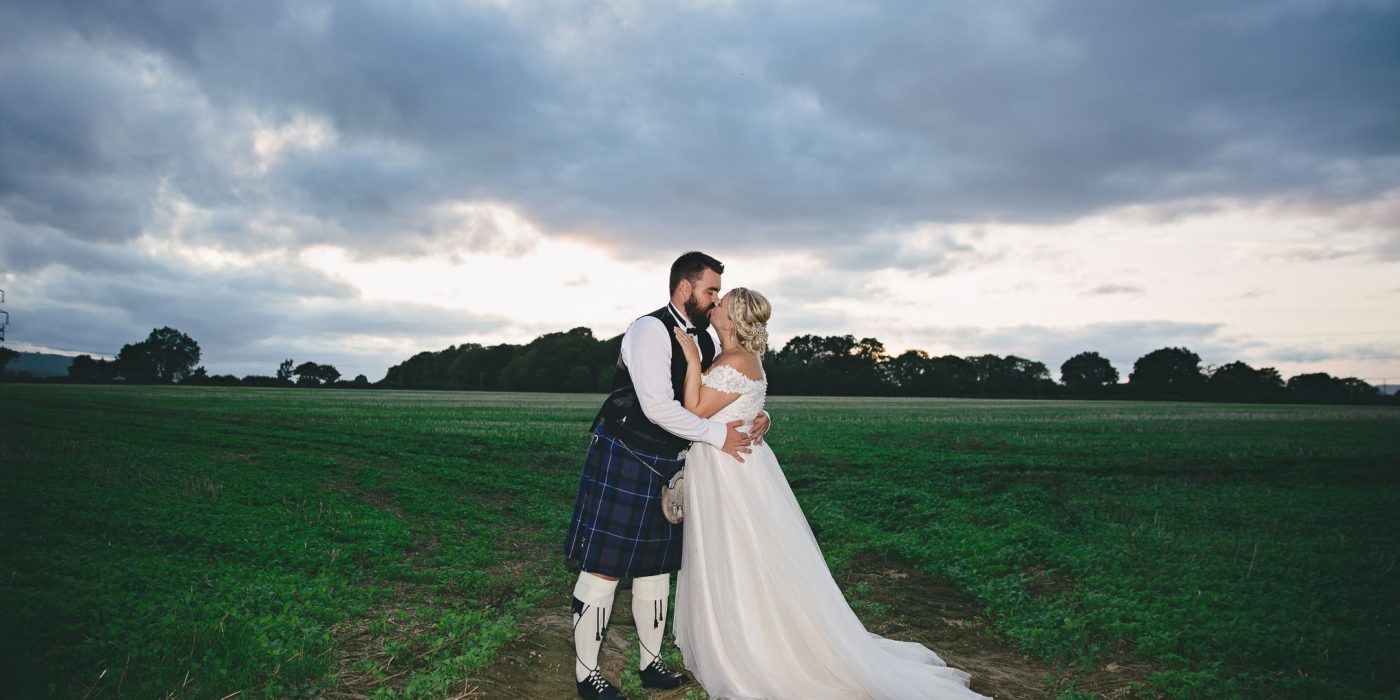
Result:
[702, 364, 768, 424]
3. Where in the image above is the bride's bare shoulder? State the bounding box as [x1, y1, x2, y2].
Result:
[712, 351, 764, 382]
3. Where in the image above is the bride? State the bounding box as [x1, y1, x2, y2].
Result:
[669, 288, 990, 700]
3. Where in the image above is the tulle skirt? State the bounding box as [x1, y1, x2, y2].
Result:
[673, 436, 990, 700]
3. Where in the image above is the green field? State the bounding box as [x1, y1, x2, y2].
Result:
[2, 385, 1397, 699]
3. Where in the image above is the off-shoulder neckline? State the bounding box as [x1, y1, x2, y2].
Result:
[705, 362, 767, 384]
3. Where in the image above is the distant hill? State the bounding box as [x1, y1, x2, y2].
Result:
[4, 352, 77, 378]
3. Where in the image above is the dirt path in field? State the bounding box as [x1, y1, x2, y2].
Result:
[464, 555, 1157, 699]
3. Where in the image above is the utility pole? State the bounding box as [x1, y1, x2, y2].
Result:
[0, 289, 8, 343]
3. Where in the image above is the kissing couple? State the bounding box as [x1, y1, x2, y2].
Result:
[564, 252, 989, 699]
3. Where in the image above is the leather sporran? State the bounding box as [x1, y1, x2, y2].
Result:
[609, 434, 687, 525]
[661, 468, 685, 525]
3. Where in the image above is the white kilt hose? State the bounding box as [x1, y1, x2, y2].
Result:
[563, 421, 687, 578]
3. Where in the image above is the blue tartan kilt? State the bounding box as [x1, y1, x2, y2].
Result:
[563, 422, 687, 578]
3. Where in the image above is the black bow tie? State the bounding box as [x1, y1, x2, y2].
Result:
[684, 327, 700, 336]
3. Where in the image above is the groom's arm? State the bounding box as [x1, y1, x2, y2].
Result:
[621, 317, 728, 449]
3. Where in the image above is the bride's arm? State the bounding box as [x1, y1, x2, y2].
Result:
[688, 383, 742, 419]
[674, 327, 703, 411]
[673, 328, 743, 419]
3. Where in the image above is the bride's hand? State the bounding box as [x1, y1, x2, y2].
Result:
[673, 326, 702, 365]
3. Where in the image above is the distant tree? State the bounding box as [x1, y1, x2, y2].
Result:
[384, 345, 481, 389]
[854, 337, 886, 361]
[447, 343, 516, 389]
[885, 350, 932, 395]
[350, 374, 370, 387]
[500, 328, 614, 392]
[116, 327, 201, 383]
[1287, 373, 1348, 403]
[206, 374, 242, 386]
[0, 346, 17, 373]
[293, 361, 323, 386]
[276, 358, 295, 382]
[69, 354, 100, 382]
[1208, 362, 1284, 402]
[69, 355, 120, 383]
[563, 365, 594, 392]
[966, 354, 1053, 396]
[595, 335, 623, 391]
[1060, 351, 1119, 392]
[116, 343, 156, 383]
[884, 351, 979, 396]
[767, 334, 892, 395]
[179, 366, 210, 385]
[144, 326, 201, 383]
[1286, 373, 1378, 403]
[1129, 347, 1204, 397]
[241, 375, 285, 387]
[383, 351, 429, 388]
[1341, 377, 1380, 400]
[316, 364, 341, 385]
[930, 355, 976, 395]
[766, 334, 835, 394]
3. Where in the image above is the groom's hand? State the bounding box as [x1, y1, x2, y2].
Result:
[722, 419, 753, 463]
[749, 411, 771, 445]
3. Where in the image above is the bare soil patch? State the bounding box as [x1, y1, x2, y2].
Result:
[842, 554, 1158, 699]
[323, 581, 441, 698]
[1021, 563, 1077, 600]
[464, 555, 1161, 699]
[467, 578, 701, 700]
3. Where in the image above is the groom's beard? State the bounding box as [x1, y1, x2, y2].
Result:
[684, 297, 713, 332]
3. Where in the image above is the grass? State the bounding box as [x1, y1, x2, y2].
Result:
[1, 386, 1396, 698]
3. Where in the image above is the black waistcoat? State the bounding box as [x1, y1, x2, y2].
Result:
[595, 305, 715, 455]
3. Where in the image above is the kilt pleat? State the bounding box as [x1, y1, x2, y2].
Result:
[564, 423, 686, 578]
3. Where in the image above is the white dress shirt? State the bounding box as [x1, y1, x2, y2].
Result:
[620, 303, 728, 450]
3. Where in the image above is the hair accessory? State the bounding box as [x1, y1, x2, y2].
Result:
[752, 322, 766, 333]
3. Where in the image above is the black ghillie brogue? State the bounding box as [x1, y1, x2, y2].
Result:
[577, 668, 626, 699]
[638, 656, 691, 690]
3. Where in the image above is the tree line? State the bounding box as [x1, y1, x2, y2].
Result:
[0, 327, 369, 388]
[2, 326, 1392, 406]
[768, 339, 1386, 404]
[378, 329, 1390, 405]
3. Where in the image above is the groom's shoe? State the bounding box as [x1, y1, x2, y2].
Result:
[577, 668, 626, 700]
[639, 657, 691, 690]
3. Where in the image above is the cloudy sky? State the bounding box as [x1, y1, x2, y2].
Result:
[2, 0, 1398, 384]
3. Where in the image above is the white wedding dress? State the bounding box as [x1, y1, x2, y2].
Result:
[673, 365, 990, 700]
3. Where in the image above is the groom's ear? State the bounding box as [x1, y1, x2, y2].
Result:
[675, 277, 691, 298]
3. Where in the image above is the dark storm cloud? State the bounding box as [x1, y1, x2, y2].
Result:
[534, 0, 1400, 247]
[0, 221, 165, 276]
[6, 300, 136, 357]
[3, 1, 1398, 377]
[5, 0, 1397, 256]
[0, 0, 554, 251]
[0, 34, 193, 242]
[26, 260, 356, 348]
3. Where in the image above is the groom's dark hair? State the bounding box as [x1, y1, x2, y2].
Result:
[669, 251, 724, 293]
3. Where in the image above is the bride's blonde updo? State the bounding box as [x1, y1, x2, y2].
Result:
[726, 287, 772, 355]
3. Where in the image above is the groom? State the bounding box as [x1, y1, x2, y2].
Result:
[563, 251, 771, 699]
